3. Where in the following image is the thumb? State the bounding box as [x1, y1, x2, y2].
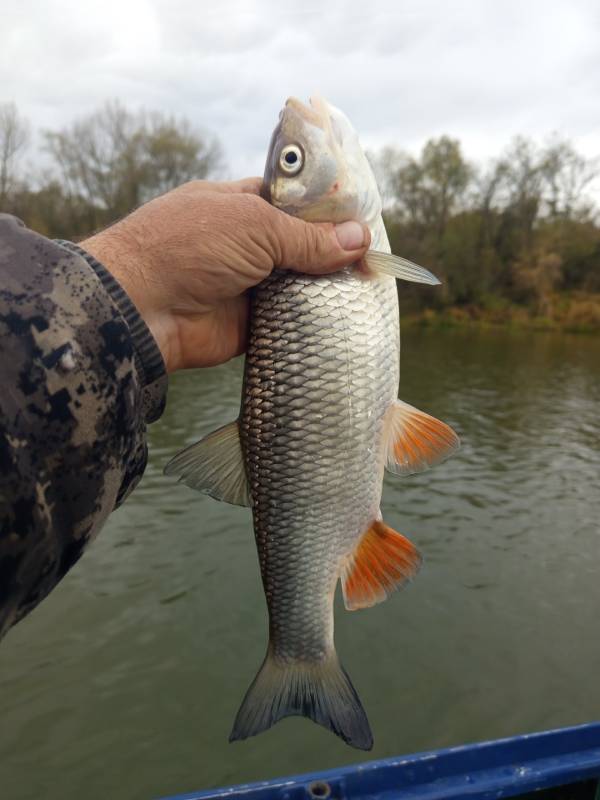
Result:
[267, 206, 370, 275]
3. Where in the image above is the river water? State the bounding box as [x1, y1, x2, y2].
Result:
[1, 327, 599, 800]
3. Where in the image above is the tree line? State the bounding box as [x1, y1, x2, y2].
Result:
[2, 101, 599, 324]
[370, 136, 600, 322]
[0, 101, 222, 240]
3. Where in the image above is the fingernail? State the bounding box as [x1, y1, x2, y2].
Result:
[334, 220, 366, 250]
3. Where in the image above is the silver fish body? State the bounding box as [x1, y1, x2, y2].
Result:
[165, 96, 459, 751]
[229, 268, 397, 749]
[242, 268, 398, 665]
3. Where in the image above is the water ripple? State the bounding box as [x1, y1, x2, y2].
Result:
[1, 330, 600, 800]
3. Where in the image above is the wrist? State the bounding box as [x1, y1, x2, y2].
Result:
[81, 226, 176, 372]
[55, 238, 168, 415]
[80, 227, 177, 374]
[82, 225, 144, 312]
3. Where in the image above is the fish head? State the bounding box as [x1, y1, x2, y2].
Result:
[262, 95, 381, 224]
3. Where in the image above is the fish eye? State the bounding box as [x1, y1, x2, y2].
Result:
[279, 144, 304, 176]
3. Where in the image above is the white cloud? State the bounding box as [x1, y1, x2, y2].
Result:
[1, 0, 599, 180]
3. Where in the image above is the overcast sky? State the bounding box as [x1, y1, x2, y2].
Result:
[3, 0, 600, 179]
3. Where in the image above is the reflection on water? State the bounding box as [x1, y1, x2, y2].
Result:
[1, 328, 599, 800]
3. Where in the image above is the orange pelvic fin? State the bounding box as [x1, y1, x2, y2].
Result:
[383, 399, 460, 476]
[342, 519, 422, 611]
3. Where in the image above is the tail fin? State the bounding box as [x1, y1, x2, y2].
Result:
[229, 649, 373, 751]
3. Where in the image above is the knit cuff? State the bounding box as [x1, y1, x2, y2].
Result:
[55, 239, 168, 423]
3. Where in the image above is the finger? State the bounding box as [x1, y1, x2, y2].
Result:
[225, 177, 263, 195]
[177, 177, 263, 196]
[266, 205, 371, 275]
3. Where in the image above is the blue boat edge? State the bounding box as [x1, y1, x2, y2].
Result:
[159, 722, 600, 800]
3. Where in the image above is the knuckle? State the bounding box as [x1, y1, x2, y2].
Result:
[237, 176, 263, 194]
[310, 224, 335, 266]
[180, 179, 204, 193]
[295, 227, 314, 268]
[288, 221, 324, 270]
[235, 192, 266, 222]
[231, 193, 280, 263]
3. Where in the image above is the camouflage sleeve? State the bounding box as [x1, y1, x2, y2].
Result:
[0, 214, 168, 639]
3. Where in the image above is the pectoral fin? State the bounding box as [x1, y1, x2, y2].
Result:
[164, 420, 251, 507]
[383, 400, 460, 476]
[364, 251, 441, 285]
[342, 519, 422, 611]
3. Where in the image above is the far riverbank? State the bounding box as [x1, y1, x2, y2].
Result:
[403, 291, 600, 335]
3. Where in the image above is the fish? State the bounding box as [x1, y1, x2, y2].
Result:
[165, 96, 459, 750]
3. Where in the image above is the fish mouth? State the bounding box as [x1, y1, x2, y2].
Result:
[285, 96, 329, 129]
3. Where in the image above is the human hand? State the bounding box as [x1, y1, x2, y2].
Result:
[81, 178, 370, 372]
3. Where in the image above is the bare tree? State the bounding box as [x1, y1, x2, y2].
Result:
[45, 101, 223, 224]
[0, 102, 29, 206]
[541, 137, 599, 220]
[143, 112, 222, 197]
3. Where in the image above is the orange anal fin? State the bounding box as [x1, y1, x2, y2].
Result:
[342, 520, 422, 611]
[384, 399, 460, 476]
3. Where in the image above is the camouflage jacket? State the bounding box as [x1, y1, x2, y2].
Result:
[0, 214, 168, 639]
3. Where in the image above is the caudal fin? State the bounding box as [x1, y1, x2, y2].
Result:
[229, 648, 373, 751]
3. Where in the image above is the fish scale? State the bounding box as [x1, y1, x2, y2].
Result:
[241, 267, 399, 664]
